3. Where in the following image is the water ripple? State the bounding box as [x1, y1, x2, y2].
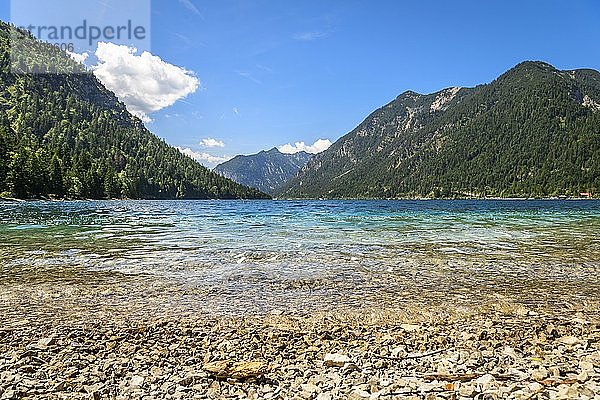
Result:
[1, 199, 600, 317]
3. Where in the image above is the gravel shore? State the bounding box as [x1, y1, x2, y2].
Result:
[1, 306, 599, 400]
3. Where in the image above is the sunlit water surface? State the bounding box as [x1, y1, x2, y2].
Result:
[1, 200, 599, 325]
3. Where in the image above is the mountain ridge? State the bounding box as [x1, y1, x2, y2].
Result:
[278, 61, 600, 199]
[214, 148, 312, 194]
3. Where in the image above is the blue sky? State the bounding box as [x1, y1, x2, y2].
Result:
[2, 0, 600, 166]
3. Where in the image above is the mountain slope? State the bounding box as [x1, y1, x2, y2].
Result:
[0, 22, 268, 200]
[279, 61, 600, 198]
[214, 148, 312, 194]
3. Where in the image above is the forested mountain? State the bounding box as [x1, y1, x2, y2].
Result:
[214, 148, 312, 194]
[279, 61, 600, 199]
[0, 22, 268, 200]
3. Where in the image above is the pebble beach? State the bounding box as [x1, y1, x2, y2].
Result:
[1, 303, 599, 399]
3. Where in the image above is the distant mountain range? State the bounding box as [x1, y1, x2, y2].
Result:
[279, 61, 600, 199]
[0, 21, 268, 200]
[214, 148, 312, 194]
[2, 23, 598, 201]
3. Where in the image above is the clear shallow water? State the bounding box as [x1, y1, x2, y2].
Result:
[1, 200, 600, 322]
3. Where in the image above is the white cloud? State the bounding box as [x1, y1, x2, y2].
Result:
[278, 139, 332, 154]
[179, 0, 202, 16]
[293, 31, 329, 41]
[177, 147, 231, 168]
[92, 42, 200, 123]
[67, 50, 89, 65]
[200, 138, 225, 148]
[235, 70, 262, 85]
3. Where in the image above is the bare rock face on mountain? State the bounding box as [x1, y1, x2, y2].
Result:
[214, 148, 312, 194]
[279, 61, 600, 199]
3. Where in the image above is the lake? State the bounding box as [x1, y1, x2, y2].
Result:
[1, 200, 599, 326]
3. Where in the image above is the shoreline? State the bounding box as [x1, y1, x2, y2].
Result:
[1, 196, 599, 203]
[1, 308, 598, 399]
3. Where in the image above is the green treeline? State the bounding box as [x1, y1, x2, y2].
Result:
[0, 22, 268, 200]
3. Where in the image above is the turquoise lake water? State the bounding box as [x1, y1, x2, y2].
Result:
[1, 200, 600, 322]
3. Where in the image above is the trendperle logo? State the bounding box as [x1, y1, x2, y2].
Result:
[18, 20, 147, 49]
[10, 0, 151, 74]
